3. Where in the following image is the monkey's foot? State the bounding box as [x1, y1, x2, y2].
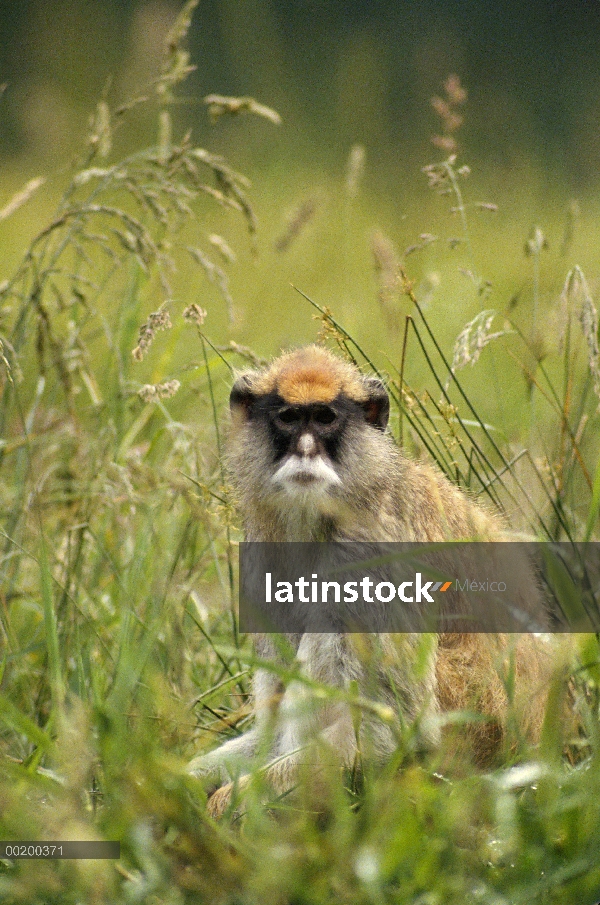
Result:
[207, 776, 251, 819]
[206, 783, 233, 818]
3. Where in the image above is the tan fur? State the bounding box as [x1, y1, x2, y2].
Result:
[252, 345, 369, 405]
[435, 633, 551, 767]
[189, 345, 559, 817]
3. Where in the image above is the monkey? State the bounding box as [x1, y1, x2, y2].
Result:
[188, 345, 560, 818]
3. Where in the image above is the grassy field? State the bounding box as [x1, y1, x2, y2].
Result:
[2, 5, 600, 903]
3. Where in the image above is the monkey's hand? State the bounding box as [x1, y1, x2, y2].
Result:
[188, 729, 259, 781]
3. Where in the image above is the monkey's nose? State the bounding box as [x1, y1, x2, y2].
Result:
[297, 432, 317, 458]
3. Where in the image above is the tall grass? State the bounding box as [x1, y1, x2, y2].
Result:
[1, 6, 600, 904]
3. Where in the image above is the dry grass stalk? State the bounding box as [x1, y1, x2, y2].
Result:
[346, 144, 366, 199]
[132, 309, 172, 361]
[274, 197, 318, 252]
[204, 94, 282, 125]
[431, 74, 467, 153]
[449, 310, 513, 379]
[183, 303, 207, 326]
[138, 379, 181, 402]
[0, 177, 46, 221]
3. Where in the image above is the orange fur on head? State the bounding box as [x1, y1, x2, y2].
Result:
[252, 345, 368, 405]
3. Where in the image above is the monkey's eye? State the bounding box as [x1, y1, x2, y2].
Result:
[312, 405, 337, 425]
[276, 407, 302, 426]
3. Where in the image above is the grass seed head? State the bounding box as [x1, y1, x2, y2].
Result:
[132, 308, 172, 361]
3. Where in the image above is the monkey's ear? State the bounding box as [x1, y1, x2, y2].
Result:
[230, 373, 256, 419]
[362, 377, 390, 430]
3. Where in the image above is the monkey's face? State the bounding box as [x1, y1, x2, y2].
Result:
[256, 396, 345, 498]
[228, 347, 390, 511]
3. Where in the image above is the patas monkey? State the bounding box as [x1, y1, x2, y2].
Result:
[189, 345, 554, 817]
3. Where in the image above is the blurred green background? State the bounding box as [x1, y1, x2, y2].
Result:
[2, 0, 600, 351]
[3, 0, 600, 185]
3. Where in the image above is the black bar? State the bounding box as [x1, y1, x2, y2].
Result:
[0, 841, 120, 859]
[239, 541, 600, 633]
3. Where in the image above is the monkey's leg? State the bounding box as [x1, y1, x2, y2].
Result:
[189, 667, 284, 786]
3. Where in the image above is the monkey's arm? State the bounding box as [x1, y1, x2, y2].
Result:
[187, 728, 260, 787]
[188, 666, 283, 789]
[206, 636, 364, 818]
